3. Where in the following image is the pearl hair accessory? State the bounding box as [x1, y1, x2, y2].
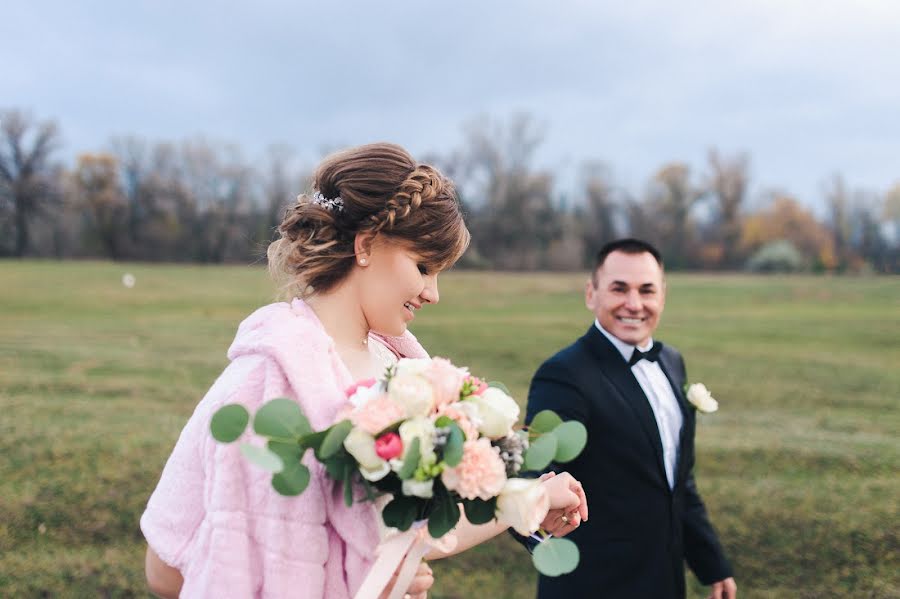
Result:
[311, 191, 344, 212]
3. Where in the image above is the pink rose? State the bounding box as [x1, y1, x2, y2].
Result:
[375, 432, 404, 460]
[427, 357, 467, 409]
[350, 393, 405, 436]
[441, 438, 507, 501]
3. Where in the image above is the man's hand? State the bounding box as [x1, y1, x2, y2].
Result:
[537, 472, 588, 537]
[707, 577, 737, 599]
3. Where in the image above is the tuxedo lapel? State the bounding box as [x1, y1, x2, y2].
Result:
[657, 350, 692, 486]
[582, 327, 668, 485]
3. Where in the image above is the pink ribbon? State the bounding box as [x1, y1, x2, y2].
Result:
[354, 522, 457, 599]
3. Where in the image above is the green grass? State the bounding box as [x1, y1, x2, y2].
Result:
[1, 262, 898, 598]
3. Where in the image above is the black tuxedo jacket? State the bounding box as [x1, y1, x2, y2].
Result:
[525, 326, 732, 599]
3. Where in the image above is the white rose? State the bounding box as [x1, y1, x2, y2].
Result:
[388, 372, 435, 418]
[469, 388, 520, 439]
[402, 478, 434, 499]
[496, 478, 550, 536]
[343, 428, 389, 481]
[394, 358, 432, 377]
[686, 383, 719, 413]
[399, 416, 436, 464]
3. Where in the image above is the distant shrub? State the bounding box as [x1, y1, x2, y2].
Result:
[746, 240, 806, 273]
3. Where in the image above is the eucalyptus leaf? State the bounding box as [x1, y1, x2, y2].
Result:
[382, 496, 418, 531]
[239, 443, 284, 473]
[271, 462, 310, 496]
[529, 410, 563, 435]
[532, 538, 580, 576]
[210, 404, 249, 443]
[524, 432, 558, 471]
[343, 462, 355, 507]
[427, 487, 461, 538]
[319, 420, 353, 459]
[398, 438, 420, 480]
[267, 439, 303, 464]
[553, 420, 588, 462]
[301, 430, 328, 452]
[253, 398, 312, 439]
[443, 422, 465, 467]
[487, 381, 511, 395]
[462, 498, 496, 525]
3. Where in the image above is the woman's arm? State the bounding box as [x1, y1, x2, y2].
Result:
[145, 546, 184, 599]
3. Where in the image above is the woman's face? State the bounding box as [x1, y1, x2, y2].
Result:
[357, 239, 440, 337]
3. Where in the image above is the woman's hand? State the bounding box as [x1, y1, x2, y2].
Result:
[380, 560, 434, 599]
[537, 471, 588, 537]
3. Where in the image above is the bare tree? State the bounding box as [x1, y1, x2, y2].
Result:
[71, 153, 128, 259]
[646, 162, 704, 268]
[579, 162, 619, 264]
[0, 109, 61, 256]
[707, 149, 749, 269]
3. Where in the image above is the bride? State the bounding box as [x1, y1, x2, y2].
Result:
[141, 142, 588, 598]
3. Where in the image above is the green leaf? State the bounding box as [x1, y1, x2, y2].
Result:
[462, 498, 496, 525]
[532, 538, 580, 576]
[319, 420, 353, 459]
[343, 462, 355, 507]
[322, 454, 351, 481]
[487, 381, 511, 395]
[253, 398, 312, 439]
[300, 430, 328, 452]
[524, 432, 558, 471]
[553, 420, 588, 463]
[271, 462, 310, 496]
[239, 443, 284, 473]
[442, 422, 465, 467]
[398, 437, 421, 480]
[529, 410, 563, 435]
[267, 439, 303, 464]
[210, 404, 249, 443]
[427, 486, 461, 538]
[382, 495, 418, 531]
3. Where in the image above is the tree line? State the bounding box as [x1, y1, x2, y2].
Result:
[2, 109, 897, 273]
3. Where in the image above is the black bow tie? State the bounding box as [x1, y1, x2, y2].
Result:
[628, 342, 662, 367]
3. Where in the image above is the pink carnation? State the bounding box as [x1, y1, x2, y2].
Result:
[350, 393, 405, 436]
[427, 357, 467, 409]
[441, 438, 507, 501]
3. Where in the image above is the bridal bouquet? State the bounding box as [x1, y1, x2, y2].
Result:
[210, 357, 587, 586]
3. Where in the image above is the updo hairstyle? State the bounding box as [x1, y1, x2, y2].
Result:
[268, 143, 470, 298]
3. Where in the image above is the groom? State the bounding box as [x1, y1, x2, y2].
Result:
[526, 239, 737, 599]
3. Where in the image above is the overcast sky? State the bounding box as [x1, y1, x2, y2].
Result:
[3, 0, 898, 208]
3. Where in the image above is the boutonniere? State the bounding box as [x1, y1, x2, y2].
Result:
[685, 383, 719, 413]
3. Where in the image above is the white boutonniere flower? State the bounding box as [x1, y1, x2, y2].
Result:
[686, 383, 719, 413]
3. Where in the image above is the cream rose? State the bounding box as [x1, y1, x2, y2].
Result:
[468, 387, 520, 439]
[394, 358, 432, 377]
[686, 383, 719, 413]
[399, 416, 436, 465]
[496, 478, 550, 535]
[388, 372, 435, 418]
[343, 428, 389, 481]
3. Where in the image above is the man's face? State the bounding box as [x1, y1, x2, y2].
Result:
[585, 250, 666, 347]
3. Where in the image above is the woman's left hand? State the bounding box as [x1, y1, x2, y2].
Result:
[537, 471, 588, 537]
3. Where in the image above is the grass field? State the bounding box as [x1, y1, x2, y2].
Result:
[1, 261, 898, 598]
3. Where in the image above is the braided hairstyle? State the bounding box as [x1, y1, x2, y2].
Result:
[268, 143, 470, 298]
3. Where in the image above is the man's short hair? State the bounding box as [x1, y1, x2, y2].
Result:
[592, 238, 664, 283]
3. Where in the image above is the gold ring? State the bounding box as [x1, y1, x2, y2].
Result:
[561, 515, 569, 524]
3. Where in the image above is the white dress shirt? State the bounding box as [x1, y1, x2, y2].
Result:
[595, 320, 684, 489]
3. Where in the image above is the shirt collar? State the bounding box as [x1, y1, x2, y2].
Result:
[594, 319, 654, 363]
